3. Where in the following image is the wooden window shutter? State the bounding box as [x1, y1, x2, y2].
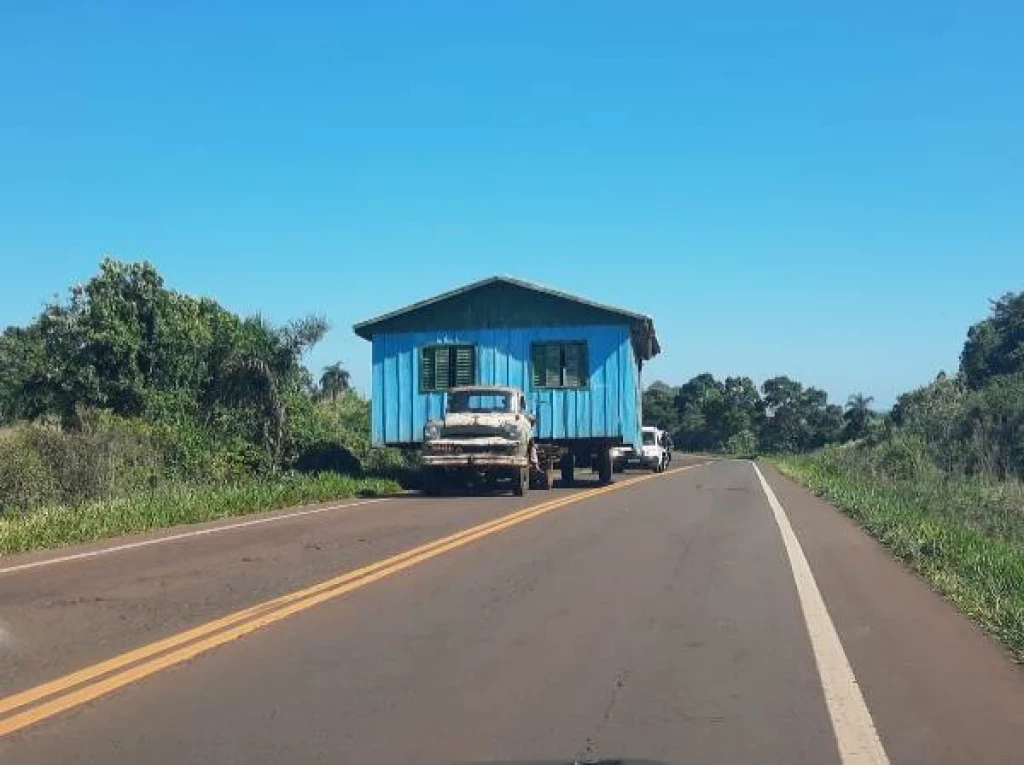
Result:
[454, 346, 475, 386]
[544, 344, 562, 387]
[435, 348, 451, 390]
[531, 343, 545, 388]
[420, 347, 437, 391]
[563, 343, 587, 388]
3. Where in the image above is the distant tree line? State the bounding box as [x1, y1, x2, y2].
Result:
[646, 289, 1024, 478]
[643, 375, 876, 455]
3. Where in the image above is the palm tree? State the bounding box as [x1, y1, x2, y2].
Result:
[218, 355, 287, 469]
[213, 314, 328, 471]
[320, 362, 351, 403]
[843, 393, 874, 441]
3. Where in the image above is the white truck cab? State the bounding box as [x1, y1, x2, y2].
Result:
[614, 426, 670, 473]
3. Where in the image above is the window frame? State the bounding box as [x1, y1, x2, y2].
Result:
[530, 340, 590, 390]
[419, 344, 477, 392]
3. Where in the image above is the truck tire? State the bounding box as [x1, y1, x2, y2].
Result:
[560, 454, 575, 486]
[513, 466, 529, 496]
[598, 449, 613, 484]
[422, 468, 442, 496]
[540, 464, 554, 490]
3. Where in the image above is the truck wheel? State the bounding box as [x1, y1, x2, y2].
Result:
[513, 466, 529, 496]
[598, 449, 613, 484]
[422, 468, 442, 496]
[560, 455, 575, 486]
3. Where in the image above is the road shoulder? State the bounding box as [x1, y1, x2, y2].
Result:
[758, 462, 1024, 765]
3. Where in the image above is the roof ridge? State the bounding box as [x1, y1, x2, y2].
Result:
[353, 275, 650, 335]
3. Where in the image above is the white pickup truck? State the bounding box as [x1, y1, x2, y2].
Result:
[612, 426, 671, 473]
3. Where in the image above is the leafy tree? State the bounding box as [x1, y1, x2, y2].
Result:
[673, 374, 723, 451]
[0, 324, 51, 423]
[759, 376, 806, 453]
[0, 259, 329, 471]
[961, 292, 1024, 389]
[759, 377, 841, 453]
[721, 376, 763, 439]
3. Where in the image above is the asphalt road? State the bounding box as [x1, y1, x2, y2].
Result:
[2, 458, 1024, 764]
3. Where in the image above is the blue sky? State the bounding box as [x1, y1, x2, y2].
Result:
[1, 2, 1021, 406]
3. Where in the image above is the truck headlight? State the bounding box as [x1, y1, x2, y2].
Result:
[424, 422, 440, 441]
[501, 422, 521, 440]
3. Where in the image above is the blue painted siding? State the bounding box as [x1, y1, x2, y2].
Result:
[370, 324, 642, 446]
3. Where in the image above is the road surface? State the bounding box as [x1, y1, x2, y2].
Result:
[2, 458, 1024, 764]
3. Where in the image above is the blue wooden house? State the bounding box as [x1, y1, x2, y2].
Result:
[353, 277, 660, 450]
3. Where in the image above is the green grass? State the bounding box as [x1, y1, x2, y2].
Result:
[0, 472, 401, 556]
[771, 448, 1024, 659]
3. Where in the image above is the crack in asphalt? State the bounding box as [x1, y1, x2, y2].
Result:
[579, 669, 630, 762]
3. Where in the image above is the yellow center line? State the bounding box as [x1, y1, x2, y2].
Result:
[0, 463, 708, 737]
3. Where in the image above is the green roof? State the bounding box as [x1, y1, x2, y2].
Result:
[353, 276, 660, 360]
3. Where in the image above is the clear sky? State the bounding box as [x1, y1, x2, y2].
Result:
[1, 2, 1021, 407]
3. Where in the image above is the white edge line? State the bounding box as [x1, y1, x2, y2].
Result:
[0, 498, 390, 576]
[752, 462, 890, 765]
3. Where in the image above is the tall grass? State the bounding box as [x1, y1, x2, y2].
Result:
[0, 472, 401, 556]
[773, 443, 1024, 658]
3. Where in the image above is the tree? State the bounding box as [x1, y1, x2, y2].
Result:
[0, 324, 52, 423]
[843, 393, 874, 442]
[961, 291, 1024, 389]
[720, 376, 763, 440]
[320, 363, 352, 402]
[760, 377, 842, 453]
[211, 314, 330, 469]
[0, 258, 331, 472]
[760, 376, 806, 453]
[674, 374, 724, 451]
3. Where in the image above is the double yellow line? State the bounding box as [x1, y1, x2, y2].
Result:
[0, 464, 703, 737]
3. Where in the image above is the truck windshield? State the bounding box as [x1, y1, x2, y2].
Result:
[448, 392, 511, 414]
[643, 431, 656, 445]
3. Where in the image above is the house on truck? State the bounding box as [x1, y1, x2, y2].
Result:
[352, 276, 660, 484]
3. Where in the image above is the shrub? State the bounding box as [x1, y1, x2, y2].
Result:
[725, 430, 758, 457]
[0, 427, 57, 513]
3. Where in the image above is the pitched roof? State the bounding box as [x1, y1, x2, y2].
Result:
[353, 276, 660, 359]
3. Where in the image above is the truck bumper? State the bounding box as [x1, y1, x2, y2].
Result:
[625, 455, 661, 469]
[422, 455, 529, 469]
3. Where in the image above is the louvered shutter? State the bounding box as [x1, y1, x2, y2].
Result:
[563, 343, 587, 388]
[531, 343, 545, 388]
[454, 346, 475, 386]
[435, 348, 451, 390]
[544, 344, 562, 387]
[420, 347, 437, 391]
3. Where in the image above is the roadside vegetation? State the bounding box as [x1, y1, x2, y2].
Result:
[0, 258, 411, 553]
[0, 473, 399, 556]
[772, 292, 1024, 657]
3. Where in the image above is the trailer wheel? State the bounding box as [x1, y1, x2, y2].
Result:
[560, 454, 575, 486]
[598, 449, 613, 484]
[513, 466, 529, 496]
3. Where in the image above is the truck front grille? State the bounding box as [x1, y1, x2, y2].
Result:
[429, 442, 516, 455]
